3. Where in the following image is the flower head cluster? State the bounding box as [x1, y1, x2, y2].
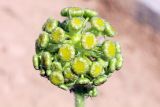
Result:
[33, 7, 123, 97]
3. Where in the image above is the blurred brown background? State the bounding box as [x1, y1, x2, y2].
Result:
[0, 0, 160, 107]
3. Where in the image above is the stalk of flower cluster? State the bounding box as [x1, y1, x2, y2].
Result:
[74, 92, 85, 107]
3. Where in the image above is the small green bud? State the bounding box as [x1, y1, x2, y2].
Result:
[76, 76, 90, 85]
[98, 58, 108, 68]
[49, 71, 64, 85]
[46, 70, 52, 76]
[115, 42, 121, 53]
[50, 27, 65, 43]
[69, 7, 84, 17]
[61, 8, 69, 16]
[42, 18, 58, 33]
[61, 7, 84, 17]
[59, 84, 69, 90]
[52, 62, 62, 71]
[115, 53, 123, 70]
[93, 75, 107, 86]
[69, 17, 84, 32]
[103, 40, 116, 59]
[64, 68, 78, 81]
[41, 52, 52, 70]
[108, 58, 117, 72]
[33, 54, 40, 70]
[104, 22, 116, 37]
[72, 57, 89, 75]
[90, 62, 103, 78]
[84, 9, 98, 18]
[88, 87, 98, 97]
[91, 17, 105, 32]
[59, 44, 75, 61]
[46, 44, 60, 53]
[37, 32, 49, 49]
[81, 32, 97, 50]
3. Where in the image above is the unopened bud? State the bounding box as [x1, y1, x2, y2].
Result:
[108, 58, 117, 72]
[41, 52, 52, 70]
[116, 53, 123, 70]
[37, 32, 49, 49]
[49, 71, 64, 85]
[104, 22, 116, 37]
[84, 9, 98, 18]
[42, 18, 58, 33]
[33, 54, 40, 70]
[50, 27, 65, 43]
[93, 75, 107, 86]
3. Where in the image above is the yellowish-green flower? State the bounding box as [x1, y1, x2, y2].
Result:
[59, 44, 75, 61]
[50, 27, 65, 43]
[103, 40, 116, 59]
[72, 57, 89, 75]
[37, 32, 49, 49]
[82, 32, 97, 50]
[90, 62, 103, 78]
[49, 71, 64, 85]
[91, 17, 105, 32]
[69, 17, 84, 31]
[43, 18, 58, 33]
[64, 68, 77, 81]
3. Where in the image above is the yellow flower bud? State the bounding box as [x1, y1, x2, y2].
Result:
[37, 32, 49, 49]
[72, 57, 89, 75]
[50, 27, 65, 43]
[90, 62, 104, 78]
[91, 17, 105, 32]
[93, 75, 107, 86]
[41, 52, 52, 70]
[33, 54, 40, 70]
[82, 32, 97, 50]
[103, 40, 116, 59]
[49, 71, 64, 85]
[42, 18, 58, 33]
[59, 44, 75, 61]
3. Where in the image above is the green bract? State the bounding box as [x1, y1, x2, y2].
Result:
[33, 7, 123, 97]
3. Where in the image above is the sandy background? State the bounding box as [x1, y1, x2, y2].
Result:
[0, 0, 160, 107]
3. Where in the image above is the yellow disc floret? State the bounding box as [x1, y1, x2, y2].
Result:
[59, 44, 75, 61]
[69, 17, 84, 31]
[103, 40, 116, 59]
[82, 32, 97, 49]
[49, 71, 64, 85]
[91, 17, 105, 31]
[72, 57, 89, 75]
[51, 27, 65, 43]
[90, 62, 103, 78]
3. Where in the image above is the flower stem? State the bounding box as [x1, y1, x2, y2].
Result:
[74, 91, 85, 107]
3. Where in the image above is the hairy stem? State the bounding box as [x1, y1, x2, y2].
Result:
[74, 92, 85, 107]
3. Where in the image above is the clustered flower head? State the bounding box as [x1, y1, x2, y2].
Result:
[33, 7, 123, 97]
